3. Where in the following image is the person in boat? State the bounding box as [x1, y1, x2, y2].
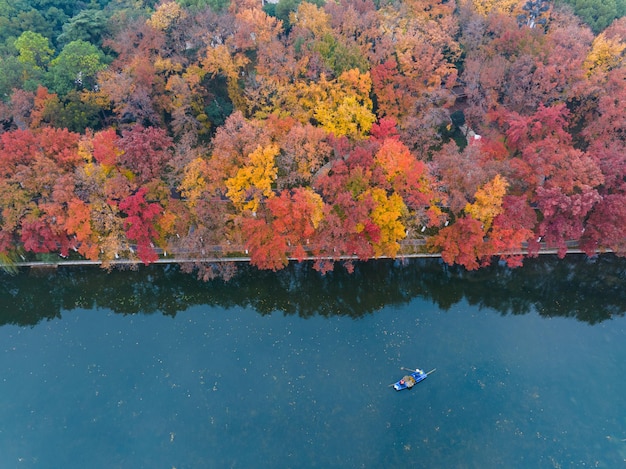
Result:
[402, 375, 416, 387]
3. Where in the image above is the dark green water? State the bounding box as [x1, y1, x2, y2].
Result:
[1, 255, 625, 468]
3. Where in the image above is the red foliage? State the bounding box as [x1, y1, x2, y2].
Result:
[581, 194, 626, 256]
[66, 198, 100, 260]
[242, 216, 289, 271]
[428, 217, 488, 270]
[0, 129, 39, 177]
[535, 186, 601, 257]
[266, 189, 320, 260]
[371, 60, 411, 120]
[119, 187, 162, 263]
[497, 103, 571, 154]
[93, 129, 121, 166]
[118, 125, 173, 184]
[584, 68, 626, 192]
[489, 195, 536, 267]
[370, 117, 400, 141]
[20, 216, 70, 255]
[314, 190, 378, 261]
[431, 141, 489, 213]
[38, 128, 82, 170]
[241, 183, 327, 272]
[0, 229, 13, 254]
[374, 137, 431, 209]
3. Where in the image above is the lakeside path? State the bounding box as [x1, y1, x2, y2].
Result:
[11, 246, 593, 268]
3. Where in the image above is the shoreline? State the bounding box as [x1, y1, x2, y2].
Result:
[13, 247, 596, 269]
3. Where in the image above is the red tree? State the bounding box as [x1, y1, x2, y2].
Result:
[93, 129, 122, 166]
[119, 187, 163, 263]
[118, 125, 174, 184]
[428, 217, 489, 270]
[489, 195, 536, 267]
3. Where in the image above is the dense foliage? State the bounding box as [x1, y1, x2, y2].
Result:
[0, 0, 625, 279]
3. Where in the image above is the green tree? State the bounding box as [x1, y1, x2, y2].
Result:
[560, 0, 622, 33]
[0, 0, 28, 46]
[39, 91, 103, 132]
[30, 0, 88, 17]
[0, 1, 69, 50]
[0, 56, 26, 99]
[42, 7, 70, 42]
[14, 31, 53, 69]
[48, 40, 107, 95]
[0, 0, 22, 17]
[176, 0, 230, 12]
[270, 0, 300, 30]
[14, 9, 55, 39]
[56, 9, 107, 47]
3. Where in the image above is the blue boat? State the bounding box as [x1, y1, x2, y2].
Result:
[392, 367, 436, 391]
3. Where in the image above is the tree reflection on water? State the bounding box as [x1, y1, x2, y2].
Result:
[0, 254, 624, 327]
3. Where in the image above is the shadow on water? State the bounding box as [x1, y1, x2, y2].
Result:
[0, 253, 624, 327]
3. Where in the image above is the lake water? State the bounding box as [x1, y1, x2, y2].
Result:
[0, 255, 625, 468]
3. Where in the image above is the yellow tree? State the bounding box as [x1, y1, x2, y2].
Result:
[202, 44, 250, 112]
[315, 95, 376, 139]
[584, 32, 626, 77]
[367, 188, 407, 257]
[372, 134, 438, 230]
[312, 69, 376, 139]
[466, 0, 522, 16]
[179, 157, 210, 209]
[285, 78, 327, 123]
[233, 5, 283, 49]
[464, 174, 509, 230]
[146, 1, 186, 31]
[290, 2, 332, 38]
[226, 144, 279, 212]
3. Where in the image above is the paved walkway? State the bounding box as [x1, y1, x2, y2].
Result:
[11, 246, 592, 268]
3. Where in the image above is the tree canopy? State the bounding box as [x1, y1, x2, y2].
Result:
[0, 0, 625, 279]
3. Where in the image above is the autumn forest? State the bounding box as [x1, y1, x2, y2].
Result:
[0, 0, 625, 279]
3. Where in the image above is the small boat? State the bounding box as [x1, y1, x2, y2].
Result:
[391, 367, 436, 391]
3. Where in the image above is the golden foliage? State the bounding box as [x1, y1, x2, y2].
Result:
[202, 45, 250, 111]
[81, 161, 112, 183]
[81, 89, 112, 112]
[226, 144, 279, 212]
[315, 95, 376, 139]
[467, 0, 522, 16]
[147, 1, 186, 31]
[77, 133, 94, 163]
[156, 210, 177, 246]
[584, 32, 626, 76]
[313, 70, 376, 139]
[301, 188, 325, 230]
[179, 157, 209, 208]
[290, 2, 332, 37]
[464, 174, 509, 230]
[155, 56, 183, 75]
[367, 188, 407, 257]
[203, 44, 250, 79]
